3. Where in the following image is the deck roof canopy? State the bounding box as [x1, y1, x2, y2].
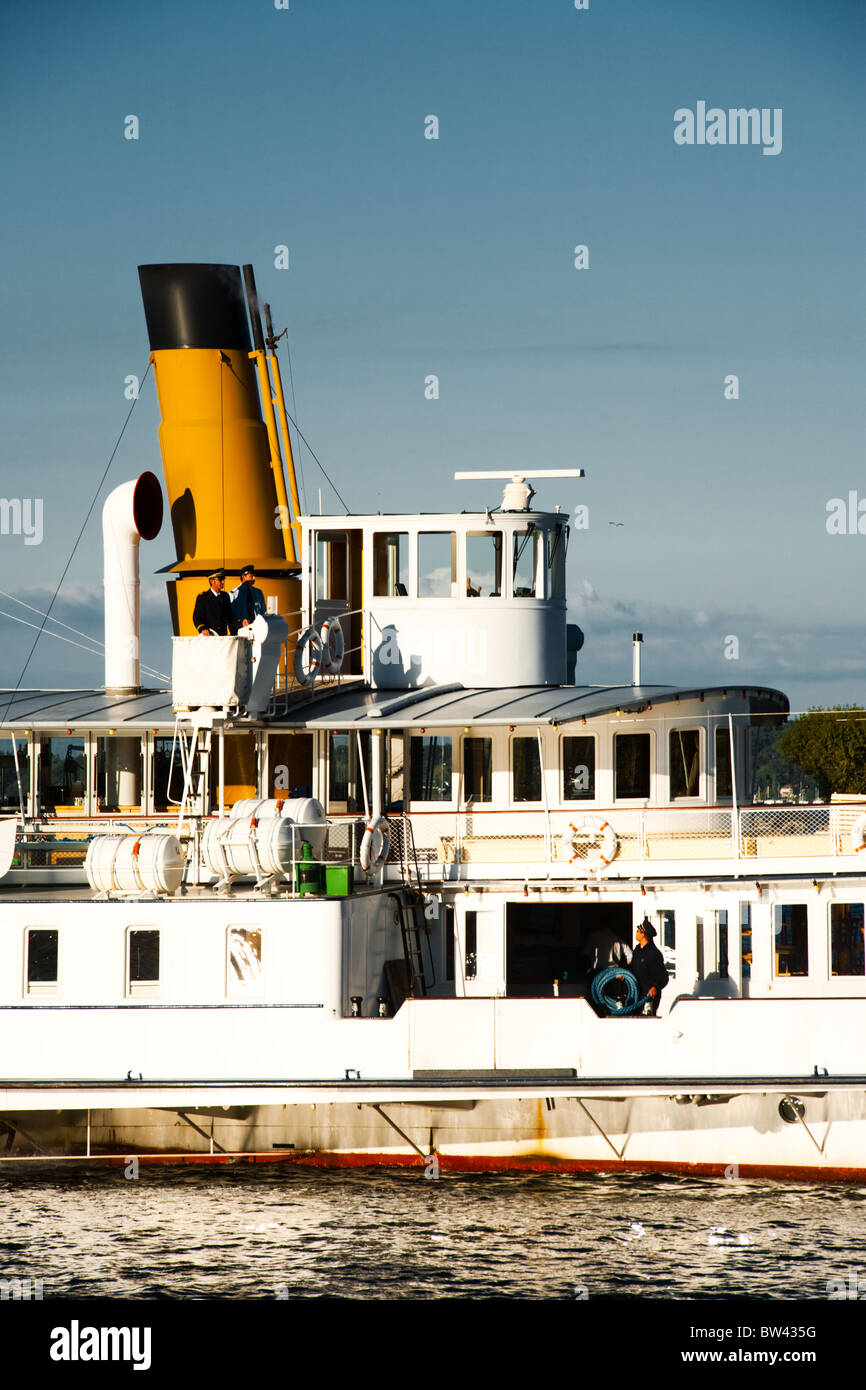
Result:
[0, 682, 790, 732]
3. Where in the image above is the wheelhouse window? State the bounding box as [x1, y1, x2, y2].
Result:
[773, 905, 808, 977]
[465, 532, 502, 598]
[316, 533, 348, 601]
[409, 735, 452, 802]
[562, 735, 595, 800]
[715, 726, 733, 799]
[227, 927, 263, 996]
[373, 532, 409, 597]
[830, 903, 865, 977]
[418, 532, 456, 598]
[547, 525, 568, 601]
[670, 729, 700, 799]
[512, 737, 541, 803]
[615, 733, 650, 799]
[39, 735, 86, 813]
[512, 528, 539, 597]
[0, 737, 29, 813]
[128, 929, 160, 996]
[463, 737, 492, 803]
[26, 928, 58, 993]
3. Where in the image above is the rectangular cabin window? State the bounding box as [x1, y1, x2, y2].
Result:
[373, 532, 409, 597]
[267, 732, 313, 799]
[409, 736, 452, 802]
[26, 929, 58, 992]
[466, 532, 502, 598]
[773, 905, 808, 977]
[463, 737, 492, 803]
[128, 929, 160, 996]
[740, 904, 752, 979]
[512, 737, 541, 803]
[670, 729, 700, 798]
[385, 732, 404, 812]
[0, 738, 29, 813]
[96, 736, 142, 813]
[695, 915, 704, 979]
[615, 733, 650, 799]
[227, 927, 263, 996]
[316, 533, 348, 601]
[547, 525, 568, 601]
[418, 532, 456, 598]
[658, 909, 675, 955]
[715, 726, 733, 799]
[444, 904, 455, 982]
[830, 903, 865, 976]
[39, 735, 86, 813]
[716, 909, 729, 976]
[465, 910, 477, 980]
[512, 529, 539, 597]
[328, 732, 370, 814]
[153, 736, 185, 812]
[562, 735, 595, 801]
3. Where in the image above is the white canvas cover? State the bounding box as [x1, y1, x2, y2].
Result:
[172, 636, 253, 711]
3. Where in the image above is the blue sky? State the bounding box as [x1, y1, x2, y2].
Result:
[0, 0, 863, 710]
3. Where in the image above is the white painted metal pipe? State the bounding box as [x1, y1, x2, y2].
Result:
[102, 473, 162, 694]
[632, 631, 643, 686]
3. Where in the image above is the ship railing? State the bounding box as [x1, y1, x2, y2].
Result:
[374, 803, 851, 875]
[9, 815, 199, 871]
[266, 607, 367, 714]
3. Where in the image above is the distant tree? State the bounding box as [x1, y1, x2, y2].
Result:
[777, 707, 866, 799]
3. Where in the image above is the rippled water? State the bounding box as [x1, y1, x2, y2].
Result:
[0, 1167, 863, 1300]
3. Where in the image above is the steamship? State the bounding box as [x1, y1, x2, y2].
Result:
[0, 262, 864, 1178]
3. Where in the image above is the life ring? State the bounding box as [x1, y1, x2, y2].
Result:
[851, 813, 866, 853]
[319, 617, 345, 675]
[293, 625, 324, 687]
[360, 816, 391, 872]
[563, 814, 619, 871]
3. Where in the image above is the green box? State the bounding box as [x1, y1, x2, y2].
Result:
[325, 865, 354, 897]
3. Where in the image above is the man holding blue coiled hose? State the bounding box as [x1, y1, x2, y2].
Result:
[630, 919, 669, 1016]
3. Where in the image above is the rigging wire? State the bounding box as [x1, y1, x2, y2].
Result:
[280, 333, 307, 513]
[0, 359, 153, 730]
[279, 376, 350, 515]
[0, 607, 168, 682]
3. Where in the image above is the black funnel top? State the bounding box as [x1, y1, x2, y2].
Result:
[138, 264, 252, 351]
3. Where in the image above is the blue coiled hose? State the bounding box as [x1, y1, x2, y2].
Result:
[591, 966, 648, 1016]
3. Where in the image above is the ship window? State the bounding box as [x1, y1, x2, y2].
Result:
[373, 532, 409, 597]
[418, 532, 457, 598]
[695, 915, 704, 979]
[444, 904, 455, 983]
[227, 927, 263, 996]
[96, 736, 142, 813]
[463, 737, 492, 803]
[830, 903, 865, 976]
[328, 732, 370, 814]
[740, 904, 752, 979]
[267, 732, 313, 799]
[26, 929, 58, 992]
[39, 735, 86, 813]
[385, 732, 404, 812]
[153, 736, 186, 812]
[512, 737, 541, 803]
[658, 909, 675, 959]
[316, 533, 348, 601]
[615, 733, 650, 799]
[128, 929, 160, 995]
[715, 727, 733, 799]
[409, 736, 452, 802]
[773, 905, 808, 977]
[715, 909, 729, 977]
[0, 737, 29, 813]
[466, 532, 502, 598]
[562, 735, 595, 800]
[670, 729, 700, 798]
[547, 526, 567, 601]
[465, 910, 477, 980]
[512, 529, 539, 598]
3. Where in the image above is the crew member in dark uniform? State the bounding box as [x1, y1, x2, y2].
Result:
[230, 565, 266, 627]
[192, 570, 238, 636]
[630, 919, 669, 1016]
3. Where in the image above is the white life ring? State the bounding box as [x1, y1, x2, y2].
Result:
[851, 813, 866, 853]
[360, 815, 391, 872]
[563, 815, 620, 872]
[319, 617, 345, 675]
[293, 625, 324, 687]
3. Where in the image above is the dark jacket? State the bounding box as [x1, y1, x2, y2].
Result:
[192, 588, 237, 636]
[630, 941, 669, 999]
